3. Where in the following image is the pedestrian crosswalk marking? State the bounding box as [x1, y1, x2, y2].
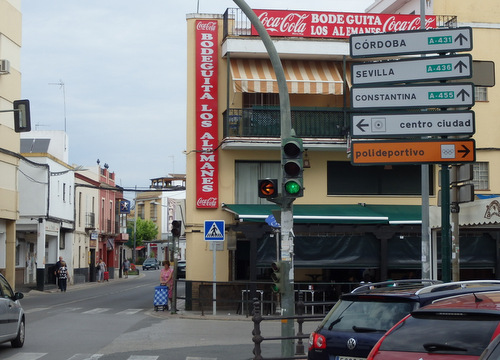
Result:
[129, 356, 159, 360]
[4, 353, 47, 360]
[2, 354, 218, 360]
[24, 307, 50, 314]
[83, 308, 109, 314]
[117, 309, 143, 315]
[67, 355, 103, 360]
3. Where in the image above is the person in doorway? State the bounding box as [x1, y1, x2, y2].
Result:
[96, 258, 106, 282]
[54, 256, 64, 289]
[57, 261, 69, 292]
[160, 261, 174, 308]
[123, 259, 130, 278]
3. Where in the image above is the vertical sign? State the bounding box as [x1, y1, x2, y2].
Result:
[196, 20, 219, 208]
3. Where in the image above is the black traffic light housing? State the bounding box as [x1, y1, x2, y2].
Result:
[13, 99, 31, 133]
[282, 137, 304, 198]
[271, 261, 284, 293]
[258, 178, 278, 199]
[171, 220, 181, 237]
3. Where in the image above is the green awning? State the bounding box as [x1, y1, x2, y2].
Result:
[222, 204, 421, 225]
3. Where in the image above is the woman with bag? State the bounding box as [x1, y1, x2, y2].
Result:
[96, 258, 106, 282]
[159, 261, 174, 307]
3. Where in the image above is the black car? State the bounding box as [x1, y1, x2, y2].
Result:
[0, 273, 25, 348]
[177, 260, 186, 279]
[142, 258, 160, 270]
[308, 280, 500, 360]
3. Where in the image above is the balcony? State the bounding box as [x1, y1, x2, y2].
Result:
[223, 107, 347, 139]
[85, 212, 95, 230]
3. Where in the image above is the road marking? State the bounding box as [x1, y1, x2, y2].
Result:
[128, 357, 158, 360]
[67, 355, 103, 360]
[24, 307, 50, 314]
[82, 308, 110, 314]
[117, 309, 144, 315]
[4, 353, 47, 360]
[186, 358, 217, 360]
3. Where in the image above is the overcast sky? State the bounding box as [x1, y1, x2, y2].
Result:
[20, 0, 374, 191]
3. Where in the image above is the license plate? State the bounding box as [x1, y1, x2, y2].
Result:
[335, 357, 366, 360]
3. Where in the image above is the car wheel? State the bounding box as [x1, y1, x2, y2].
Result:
[143, 267, 146, 271]
[11, 317, 25, 348]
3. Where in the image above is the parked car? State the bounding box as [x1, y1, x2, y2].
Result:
[142, 258, 160, 270]
[308, 280, 500, 360]
[479, 334, 500, 360]
[0, 273, 25, 348]
[177, 260, 186, 279]
[367, 290, 500, 360]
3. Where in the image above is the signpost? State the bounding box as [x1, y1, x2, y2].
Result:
[351, 139, 476, 165]
[352, 54, 472, 85]
[350, 26, 473, 58]
[351, 83, 474, 109]
[351, 111, 475, 138]
[204, 220, 225, 315]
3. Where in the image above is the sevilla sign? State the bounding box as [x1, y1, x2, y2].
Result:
[196, 20, 219, 209]
[252, 9, 436, 39]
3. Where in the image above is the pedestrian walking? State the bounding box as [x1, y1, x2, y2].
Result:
[54, 256, 63, 288]
[96, 258, 106, 282]
[57, 261, 70, 292]
[123, 259, 130, 278]
[160, 261, 174, 308]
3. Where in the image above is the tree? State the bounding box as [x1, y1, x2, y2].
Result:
[126, 218, 159, 248]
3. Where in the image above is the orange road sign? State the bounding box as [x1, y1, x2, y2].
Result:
[351, 139, 475, 165]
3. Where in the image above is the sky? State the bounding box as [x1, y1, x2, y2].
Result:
[20, 0, 375, 192]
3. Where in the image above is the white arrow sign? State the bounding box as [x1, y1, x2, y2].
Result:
[351, 83, 474, 109]
[350, 27, 473, 58]
[351, 111, 475, 138]
[352, 54, 473, 85]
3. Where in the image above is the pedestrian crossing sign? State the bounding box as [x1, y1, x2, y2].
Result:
[204, 220, 225, 241]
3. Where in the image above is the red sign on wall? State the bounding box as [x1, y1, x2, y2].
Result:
[252, 9, 436, 38]
[195, 20, 219, 209]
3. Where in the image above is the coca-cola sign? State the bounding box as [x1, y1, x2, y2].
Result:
[253, 9, 436, 38]
[196, 20, 219, 209]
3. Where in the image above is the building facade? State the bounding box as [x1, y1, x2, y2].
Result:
[0, 0, 22, 288]
[184, 1, 499, 294]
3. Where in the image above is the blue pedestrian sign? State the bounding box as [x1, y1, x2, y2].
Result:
[204, 220, 225, 241]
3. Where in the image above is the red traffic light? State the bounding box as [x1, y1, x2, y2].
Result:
[258, 179, 278, 198]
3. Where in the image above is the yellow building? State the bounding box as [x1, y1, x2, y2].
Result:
[185, 2, 499, 299]
[0, 0, 22, 288]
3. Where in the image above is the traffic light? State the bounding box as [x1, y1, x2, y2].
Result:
[171, 220, 181, 237]
[13, 99, 31, 133]
[282, 137, 304, 198]
[271, 261, 283, 293]
[258, 178, 278, 199]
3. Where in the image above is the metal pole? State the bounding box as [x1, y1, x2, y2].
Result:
[420, 0, 432, 280]
[441, 165, 451, 282]
[232, 1, 294, 356]
[213, 243, 217, 315]
[133, 186, 137, 264]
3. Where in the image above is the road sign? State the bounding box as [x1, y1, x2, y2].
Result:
[351, 139, 475, 165]
[204, 220, 225, 241]
[350, 27, 473, 58]
[351, 111, 475, 138]
[352, 54, 472, 85]
[351, 83, 474, 110]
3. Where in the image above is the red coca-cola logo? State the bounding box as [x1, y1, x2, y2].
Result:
[197, 21, 217, 31]
[197, 197, 218, 208]
[258, 12, 309, 34]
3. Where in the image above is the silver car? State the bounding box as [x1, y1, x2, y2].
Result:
[0, 273, 25, 347]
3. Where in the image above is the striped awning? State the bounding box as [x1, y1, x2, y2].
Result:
[230, 59, 348, 95]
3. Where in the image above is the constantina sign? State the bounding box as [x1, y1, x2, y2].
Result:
[196, 20, 218, 209]
[252, 9, 436, 38]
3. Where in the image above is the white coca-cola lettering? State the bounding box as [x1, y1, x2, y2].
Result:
[197, 22, 217, 31]
[259, 11, 309, 34]
[197, 197, 218, 207]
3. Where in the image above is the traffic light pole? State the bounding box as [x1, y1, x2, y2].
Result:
[233, 0, 295, 356]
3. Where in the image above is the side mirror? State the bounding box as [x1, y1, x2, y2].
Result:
[13, 99, 31, 133]
[14, 292, 24, 300]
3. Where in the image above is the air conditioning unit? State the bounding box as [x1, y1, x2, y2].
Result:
[0, 59, 10, 74]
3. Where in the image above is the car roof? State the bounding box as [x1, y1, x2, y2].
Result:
[415, 290, 500, 314]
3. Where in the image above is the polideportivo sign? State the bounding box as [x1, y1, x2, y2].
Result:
[252, 9, 436, 39]
[195, 20, 219, 209]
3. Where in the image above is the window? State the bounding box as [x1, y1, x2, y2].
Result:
[150, 202, 158, 221]
[235, 161, 281, 204]
[63, 183, 66, 202]
[475, 86, 488, 101]
[243, 93, 280, 107]
[468, 162, 489, 190]
[327, 161, 434, 195]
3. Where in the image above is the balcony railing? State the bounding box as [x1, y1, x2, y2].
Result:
[223, 107, 347, 138]
[85, 212, 95, 230]
[223, 8, 458, 39]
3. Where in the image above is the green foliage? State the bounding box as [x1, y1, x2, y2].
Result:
[126, 218, 159, 248]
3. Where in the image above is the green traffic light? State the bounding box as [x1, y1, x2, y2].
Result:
[285, 180, 301, 195]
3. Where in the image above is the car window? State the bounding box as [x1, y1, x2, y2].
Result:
[322, 299, 414, 332]
[380, 316, 499, 356]
[0, 275, 14, 299]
